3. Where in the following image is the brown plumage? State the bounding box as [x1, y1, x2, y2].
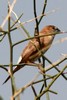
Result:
[3, 25, 61, 84]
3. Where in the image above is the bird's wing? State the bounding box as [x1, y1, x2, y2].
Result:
[18, 39, 40, 63]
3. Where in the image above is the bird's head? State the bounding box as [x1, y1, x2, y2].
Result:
[40, 25, 61, 36]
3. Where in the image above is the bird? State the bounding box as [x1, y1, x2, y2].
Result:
[3, 25, 61, 84]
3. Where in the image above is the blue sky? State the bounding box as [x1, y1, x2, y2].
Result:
[0, 0, 67, 100]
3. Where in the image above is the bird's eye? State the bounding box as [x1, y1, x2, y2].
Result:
[52, 26, 55, 30]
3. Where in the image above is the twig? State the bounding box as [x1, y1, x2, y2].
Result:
[38, 0, 47, 24]
[12, 32, 64, 47]
[19, 9, 60, 25]
[35, 65, 67, 100]
[11, 73, 40, 98]
[43, 56, 67, 80]
[45, 56, 67, 72]
[1, 0, 16, 28]
[0, 65, 8, 72]
[12, 10, 30, 37]
[33, 0, 38, 28]
[7, 5, 15, 99]
[31, 85, 37, 97]
[10, 13, 23, 28]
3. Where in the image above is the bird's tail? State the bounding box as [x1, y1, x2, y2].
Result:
[3, 64, 25, 84]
